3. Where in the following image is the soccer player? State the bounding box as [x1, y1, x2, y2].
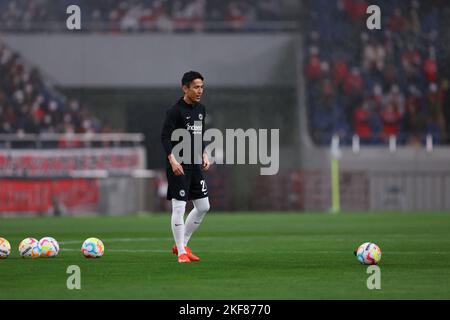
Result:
[161, 71, 211, 263]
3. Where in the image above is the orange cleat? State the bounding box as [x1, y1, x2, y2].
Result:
[185, 247, 200, 262]
[178, 253, 191, 263]
[172, 245, 200, 262]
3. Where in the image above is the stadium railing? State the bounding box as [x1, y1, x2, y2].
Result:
[0, 133, 144, 149]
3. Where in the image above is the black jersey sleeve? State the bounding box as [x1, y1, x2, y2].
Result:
[161, 107, 178, 156]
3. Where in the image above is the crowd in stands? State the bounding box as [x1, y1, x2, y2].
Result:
[0, 40, 107, 145]
[305, 0, 450, 145]
[0, 0, 296, 33]
[3, 0, 450, 147]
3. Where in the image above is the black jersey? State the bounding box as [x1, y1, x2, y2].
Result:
[161, 98, 206, 168]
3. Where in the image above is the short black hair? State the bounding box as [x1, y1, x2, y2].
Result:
[182, 71, 204, 87]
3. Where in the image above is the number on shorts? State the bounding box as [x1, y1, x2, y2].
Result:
[200, 180, 207, 192]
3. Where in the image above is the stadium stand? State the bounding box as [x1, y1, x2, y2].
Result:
[304, 0, 450, 145]
[0, 40, 107, 138]
[0, 0, 298, 33]
[1, 0, 449, 214]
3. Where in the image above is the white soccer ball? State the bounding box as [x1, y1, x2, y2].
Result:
[0, 238, 11, 259]
[355, 242, 382, 265]
[19, 237, 41, 258]
[81, 237, 105, 258]
[38, 237, 60, 258]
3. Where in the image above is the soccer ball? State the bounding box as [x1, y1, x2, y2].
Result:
[81, 237, 104, 258]
[355, 242, 382, 265]
[38, 237, 60, 258]
[0, 238, 11, 259]
[19, 237, 41, 258]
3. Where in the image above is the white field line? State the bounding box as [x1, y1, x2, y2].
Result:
[62, 248, 169, 253]
[60, 236, 309, 245]
[54, 234, 450, 246]
[64, 248, 351, 253]
[58, 237, 450, 255]
[60, 237, 174, 245]
[60, 247, 450, 255]
[61, 249, 450, 255]
[60, 235, 443, 245]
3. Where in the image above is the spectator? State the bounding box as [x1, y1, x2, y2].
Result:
[403, 87, 425, 145]
[120, 4, 141, 32]
[407, 0, 421, 35]
[306, 46, 322, 82]
[226, 2, 248, 31]
[343, 67, 364, 96]
[371, 83, 384, 112]
[388, 8, 407, 34]
[385, 84, 405, 116]
[380, 103, 402, 141]
[333, 59, 349, 88]
[423, 48, 438, 83]
[353, 101, 373, 143]
[402, 43, 422, 81]
[362, 38, 386, 72]
[426, 83, 445, 138]
[342, 0, 368, 23]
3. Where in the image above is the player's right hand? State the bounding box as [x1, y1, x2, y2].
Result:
[168, 154, 184, 176]
[172, 162, 184, 176]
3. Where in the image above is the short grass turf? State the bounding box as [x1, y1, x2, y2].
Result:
[0, 212, 450, 299]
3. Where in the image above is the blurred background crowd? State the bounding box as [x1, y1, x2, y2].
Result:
[304, 0, 450, 145]
[0, 43, 106, 138]
[0, 0, 297, 33]
[1, 0, 450, 147]
[1, 0, 450, 213]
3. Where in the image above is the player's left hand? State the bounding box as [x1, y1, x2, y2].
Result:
[202, 153, 210, 171]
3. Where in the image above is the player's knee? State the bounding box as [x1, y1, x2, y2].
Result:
[195, 198, 210, 213]
[172, 199, 186, 215]
[201, 202, 210, 213]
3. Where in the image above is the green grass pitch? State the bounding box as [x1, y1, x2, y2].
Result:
[1, 212, 450, 299]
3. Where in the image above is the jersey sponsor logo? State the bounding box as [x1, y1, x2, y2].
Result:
[186, 123, 202, 134]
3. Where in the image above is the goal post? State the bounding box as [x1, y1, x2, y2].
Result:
[330, 134, 341, 213]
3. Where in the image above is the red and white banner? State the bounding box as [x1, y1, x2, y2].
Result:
[0, 148, 146, 214]
[0, 148, 145, 177]
[0, 179, 99, 214]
